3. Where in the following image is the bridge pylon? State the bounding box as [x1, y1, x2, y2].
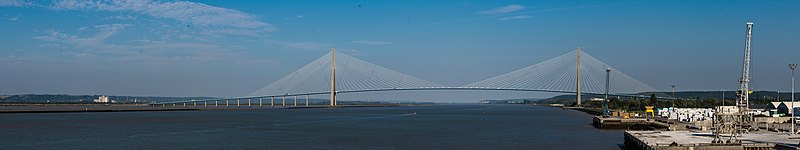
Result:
[330, 48, 337, 106]
[576, 47, 582, 107]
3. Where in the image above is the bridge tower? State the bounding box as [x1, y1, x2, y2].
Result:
[330, 48, 337, 106]
[577, 47, 582, 107]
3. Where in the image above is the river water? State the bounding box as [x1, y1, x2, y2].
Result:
[0, 104, 623, 149]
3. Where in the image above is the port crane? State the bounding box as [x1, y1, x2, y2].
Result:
[713, 21, 754, 144]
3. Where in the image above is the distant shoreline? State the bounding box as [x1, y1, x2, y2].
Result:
[0, 108, 199, 114]
[0, 103, 436, 113]
[0, 105, 199, 114]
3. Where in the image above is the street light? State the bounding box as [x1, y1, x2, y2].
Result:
[722, 89, 725, 106]
[668, 84, 676, 131]
[790, 63, 797, 134]
[604, 68, 611, 116]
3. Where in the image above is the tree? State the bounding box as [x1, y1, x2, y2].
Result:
[608, 97, 619, 109]
[649, 94, 658, 107]
[629, 99, 641, 111]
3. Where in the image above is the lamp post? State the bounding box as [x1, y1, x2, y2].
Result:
[790, 63, 797, 134]
[604, 68, 611, 116]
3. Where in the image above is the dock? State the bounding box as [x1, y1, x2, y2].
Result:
[593, 115, 671, 130]
[624, 130, 799, 150]
[594, 116, 650, 129]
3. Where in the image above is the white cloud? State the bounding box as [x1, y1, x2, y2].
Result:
[51, 0, 275, 35]
[0, 0, 33, 7]
[93, 24, 131, 40]
[29, 25, 258, 66]
[498, 15, 532, 21]
[479, 4, 524, 15]
[283, 14, 307, 20]
[2, 53, 50, 67]
[33, 24, 131, 49]
[349, 40, 393, 45]
[14, 1, 281, 69]
[33, 24, 204, 59]
[112, 15, 137, 20]
[199, 29, 262, 37]
[265, 40, 331, 50]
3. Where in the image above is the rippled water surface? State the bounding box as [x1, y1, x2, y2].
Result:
[0, 104, 622, 149]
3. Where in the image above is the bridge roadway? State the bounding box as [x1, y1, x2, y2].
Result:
[150, 87, 653, 106]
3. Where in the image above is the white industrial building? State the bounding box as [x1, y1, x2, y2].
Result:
[768, 102, 800, 116]
[657, 108, 715, 123]
[94, 95, 109, 103]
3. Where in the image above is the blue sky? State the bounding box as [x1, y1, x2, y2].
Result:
[1, 0, 799, 98]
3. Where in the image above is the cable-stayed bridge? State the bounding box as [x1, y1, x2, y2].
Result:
[152, 49, 664, 107]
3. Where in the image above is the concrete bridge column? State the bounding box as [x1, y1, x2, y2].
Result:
[259, 97, 263, 108]
[306, 95, 309, 106]
[248, 98, 252, 108]
[271, 97, 274, 107]
[237, 99, 240, 108]
[282, 96, 286, 107]
[294, 95, 297, 107]
[204, 101, 207, 107]
[226, 99, 229, 108]
[215, 100, 218, 107]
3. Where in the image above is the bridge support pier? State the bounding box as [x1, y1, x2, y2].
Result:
[183, 103, 186, 107]
[306, 95, 309, 106]
[271, 97, 274, 107]
[204, 101, 207, 107]
[248, 98, 251, 108]
[237, 99, 240, 108]
[259, 97, 263, 108]
[282, 96, 286, 107]
[294, 95, 297, 107]
[215, 100, 218, 107]
[193, 102, 196, 107]
[226, 99, 229, 108]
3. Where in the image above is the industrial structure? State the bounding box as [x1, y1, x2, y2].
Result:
[94, 95, 109, 103]
[713, 21, 755, 144]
